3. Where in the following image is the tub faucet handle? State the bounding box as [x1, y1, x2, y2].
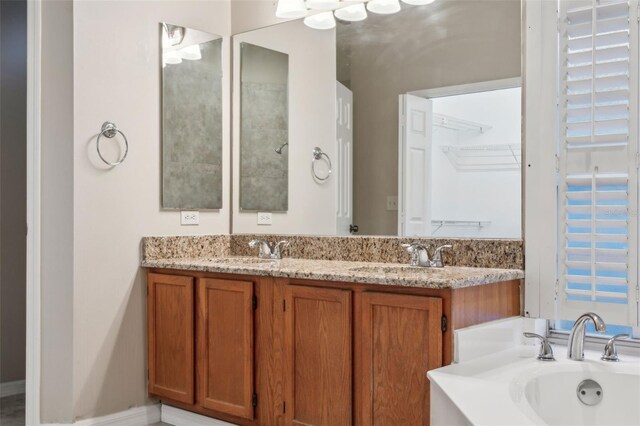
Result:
[523, 332, 555, 361]
[601, 333, 629, 362]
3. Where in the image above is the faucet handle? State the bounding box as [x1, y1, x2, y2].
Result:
[249, 239, 272, 259]
[273, 240, 290, 259]
[401, 243, 428, 266]
[523, 332, 555, 361]
[431, 244, 452, 268]
[601, 334, 629, 362]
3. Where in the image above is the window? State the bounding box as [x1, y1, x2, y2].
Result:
[554, 0, 639, 336]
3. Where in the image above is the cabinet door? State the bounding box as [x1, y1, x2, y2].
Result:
[359, 293, 442, 426]
[284, 285, 352, 426]
[148, 273, 194, 404]
[198, 278, 254, 420]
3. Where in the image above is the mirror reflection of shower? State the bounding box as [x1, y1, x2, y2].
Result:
[275, 142, 288, 154]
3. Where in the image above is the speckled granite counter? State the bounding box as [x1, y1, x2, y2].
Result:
[141, 256, 524, 290]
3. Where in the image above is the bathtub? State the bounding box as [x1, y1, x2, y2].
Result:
[428, 345, 640, 426]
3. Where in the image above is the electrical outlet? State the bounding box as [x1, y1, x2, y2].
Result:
[257, 212, 273, 225]
[387, 196, 398, 211]
[181, 211, 199, 225]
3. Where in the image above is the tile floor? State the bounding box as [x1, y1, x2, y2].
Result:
[0, 393, 25, 426]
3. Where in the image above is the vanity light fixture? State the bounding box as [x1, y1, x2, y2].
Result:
[280, 0, 436, 30]
[304, 11, 337, 29]
[366, 0, 401, 14]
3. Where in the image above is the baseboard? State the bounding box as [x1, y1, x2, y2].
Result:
[161, 405, 236, 426]
[0, 379, 25, 397]
[43, 404, 161, 426]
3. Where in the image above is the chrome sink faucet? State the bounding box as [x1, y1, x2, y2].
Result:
[567, 312, 607, 361]
[249, 239, 289, 260]
[401, 243, 452, 268]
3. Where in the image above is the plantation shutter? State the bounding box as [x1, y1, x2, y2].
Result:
[558, 0, 639, 326]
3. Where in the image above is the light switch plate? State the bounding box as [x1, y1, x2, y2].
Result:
[386, 196, 398, 211]
[181, 211, 199, 225]
[257, 212, 272, 225]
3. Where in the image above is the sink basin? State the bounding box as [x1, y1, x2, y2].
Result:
[348, 265, 427, 274]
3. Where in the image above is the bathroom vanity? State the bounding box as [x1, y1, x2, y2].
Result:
[143, 256, 522, 425]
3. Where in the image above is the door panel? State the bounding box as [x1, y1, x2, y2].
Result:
[360, 292, 442, 426]
[198, 278, 254, 420]
[284, 285, 352, 425]
[147, 273, 195, 404]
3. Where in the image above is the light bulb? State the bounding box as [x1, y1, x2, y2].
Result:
[367, 0, 401, 14]
[304, 11, 337, 30]
[276, 0, 308, 18]
[334, 3, 367, 21]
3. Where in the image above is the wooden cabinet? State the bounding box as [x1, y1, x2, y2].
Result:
[147, 273, 195, 404]
[198, 278, 254, 420]
[284, 285, 352, 425]
[147, 269, 520, 426]
[358, 292, 442, 426]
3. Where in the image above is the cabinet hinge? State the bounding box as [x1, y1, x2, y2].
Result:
[283, 299, 286, 311]
[252, 295, 257, 310]
[441, 315, 447, 332]
[283, 401, 286, 414]
[252, 393, 258, 408]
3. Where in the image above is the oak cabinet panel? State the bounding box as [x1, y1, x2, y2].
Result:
[284, 285, 353, 426]
[359, 292, 443, 426]
[198, 278, 255, 420]
[147, 273, 195, 404]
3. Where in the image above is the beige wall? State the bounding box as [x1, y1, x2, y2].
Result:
[350, 0, 521, 235]
[232, 20, 337, 235]
[231, 0, 292, 35]
[0, 0, 27, 386]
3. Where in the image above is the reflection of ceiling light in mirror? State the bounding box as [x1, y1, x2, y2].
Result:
[306, 0, 341, 10]
[276, 0, 308, 18]
[401, 0, 435, 5]
[163, 50, 183, 66]
[180, 44, 202, 60]
[162, 23, 185, 47]
[367, 0, 401, 14]
[304, 11, 336, 30]
[334, 3, 367, 21]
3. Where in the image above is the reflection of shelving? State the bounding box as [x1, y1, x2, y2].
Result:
[431, 220, 491, 233]
[433, 113, 492, 133]
[441, 143, 521, 172]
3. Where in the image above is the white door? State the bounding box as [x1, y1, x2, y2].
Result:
[336, 82, 354, 235]
[398, 94, 433, 236]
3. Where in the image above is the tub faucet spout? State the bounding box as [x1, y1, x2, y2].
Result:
[567, 312, 607, 361]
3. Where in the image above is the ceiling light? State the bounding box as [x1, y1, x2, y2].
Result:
[366, 0, 401, 14]
[307, 0, 341, 10]
[334, 3, 368, 22]
[401, 0, 435, 5]
[276, 0, 308, 18]
[180, 44, 202, 61]
[304, 11, 337, 30]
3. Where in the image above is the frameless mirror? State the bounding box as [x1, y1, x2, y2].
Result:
[161, 23, 223, 209]
[231, 1, 522, 237]
[239, 43, 289, 211]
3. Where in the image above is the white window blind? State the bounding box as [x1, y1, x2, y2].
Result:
[559, 0, 639, 326]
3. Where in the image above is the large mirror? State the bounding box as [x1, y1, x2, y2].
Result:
[232, 1, 522, 237]
[161, 23, 223, 210]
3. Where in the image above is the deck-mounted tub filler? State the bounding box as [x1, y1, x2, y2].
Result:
[428, 319, 640, 426]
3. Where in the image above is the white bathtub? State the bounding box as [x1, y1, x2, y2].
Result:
[428, 345, 640, 426]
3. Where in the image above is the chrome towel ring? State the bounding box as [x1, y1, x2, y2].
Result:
[96, 121, 129, 166]
[312, 147, 332, 182]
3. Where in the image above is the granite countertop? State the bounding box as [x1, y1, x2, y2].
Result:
[141, 257, 524, 290]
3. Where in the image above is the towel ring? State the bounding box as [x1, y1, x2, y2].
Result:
[312, 147, 332, 182]
[96, 121, 129, 166]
